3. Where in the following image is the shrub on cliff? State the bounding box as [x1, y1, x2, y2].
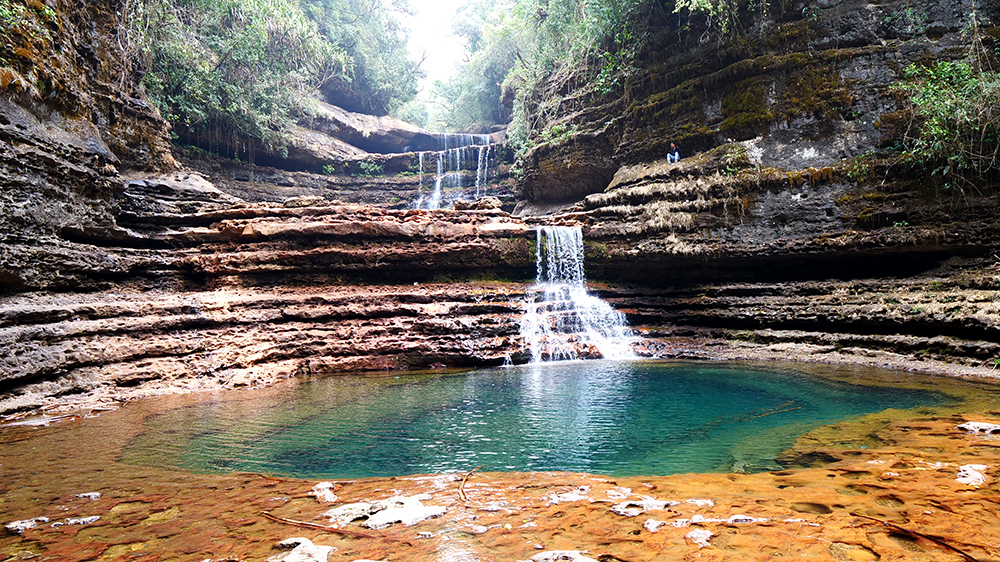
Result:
[302, 0, 423, 116]
[894, 21, 1000, 192]
[496, 0, 759, 165]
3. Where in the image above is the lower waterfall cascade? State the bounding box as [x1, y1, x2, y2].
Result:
[520, 225, 635, 362]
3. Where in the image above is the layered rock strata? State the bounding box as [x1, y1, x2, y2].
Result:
[0, 282, 529, 414]
[1, 170, 539, 414]
[174, 148, 518, 211]
[518, 0, 997, 203]
[551, 147, 1000, 375]
[4, 0, 1000, 416]
[513, 0, 1000, 374]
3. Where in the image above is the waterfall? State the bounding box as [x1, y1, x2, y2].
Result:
[520, 226, 635, 362]
[475, 144, 491, 199]
[413, 134, 494, 210]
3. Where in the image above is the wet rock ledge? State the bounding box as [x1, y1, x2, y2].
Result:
[0, 283, 529, 415]
[0, 172, 542, 415]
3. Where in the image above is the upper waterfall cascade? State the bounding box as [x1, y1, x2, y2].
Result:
[521, 226, 635, 362]
[413, 134, 495, 210]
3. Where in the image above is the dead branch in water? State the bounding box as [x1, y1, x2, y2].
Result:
[244, 473, 299, 483]
[458, 465, 484, 502]
[736, 401, 802, 422]
[852, 513, 980, 562]
[261, 511, 375, 539]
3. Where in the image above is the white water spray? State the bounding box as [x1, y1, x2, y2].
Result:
[521, 226, 635, 362]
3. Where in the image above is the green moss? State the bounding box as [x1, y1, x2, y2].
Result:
[584, 241, 613, 261]
[497, 237, 535, 267]
[782, 66, 853, 120]
[720, 77, 773, 138]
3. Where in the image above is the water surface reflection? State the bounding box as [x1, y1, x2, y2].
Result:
[122, 361, 952, 477]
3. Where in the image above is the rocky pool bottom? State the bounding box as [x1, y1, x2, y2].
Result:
[1, 363, 999, 562]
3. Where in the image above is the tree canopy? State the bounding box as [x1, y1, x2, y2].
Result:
[133, 0, 754, 150]
[137, 0, 422, 151]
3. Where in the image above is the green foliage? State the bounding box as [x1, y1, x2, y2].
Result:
[892, 22, 1000, 191]
[413, 0, 649, 136]
[673, 0, 770, 34]
[400, 0, 523, 131]
[845, 150, 875, 182]
[358, 160, 383, 176]
[539, 122, 579, 144]
[719, 143, 751, 176]
[141, 0, 348, 151]
[302, 0, 423, 115]
[0, 0, 51, 44]
[675, 0, 739, 32]
[593, 26, 639, 99]
[34, 4, 56, 22]
[801, 5, 819, 23]
[137, 0, 421, 152]
[0, 1, 16, 26]
[883, 5, 927, 35]
[504, 0, 648, 155]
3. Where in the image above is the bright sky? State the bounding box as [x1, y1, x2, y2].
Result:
[401, 0, 468, 90]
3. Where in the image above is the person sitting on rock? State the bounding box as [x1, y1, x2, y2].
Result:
[667, 142, 682, 163]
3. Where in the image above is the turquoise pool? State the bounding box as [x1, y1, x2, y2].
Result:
[121, 361, 950, 477]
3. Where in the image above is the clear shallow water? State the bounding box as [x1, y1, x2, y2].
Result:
[122, 362, 950, 478]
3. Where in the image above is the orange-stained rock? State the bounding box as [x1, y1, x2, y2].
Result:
[1, 379, 999, 562]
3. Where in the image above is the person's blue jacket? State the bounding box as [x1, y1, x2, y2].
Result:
[668, 144, 682, 163]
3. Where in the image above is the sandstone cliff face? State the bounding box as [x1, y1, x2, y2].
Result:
[3, 0, 1000, 415]
[510, 0, 1000, 376]
[0, 0, 176, 293]
[0, 171, 539, 412]
[0, 1, 531, 413]
[518, 0, 998, 208]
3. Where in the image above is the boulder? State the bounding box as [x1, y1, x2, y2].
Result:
[518, 133, 617, 205]
[282, 125, 369, 170]
[123, 172, 244, 214]
[283, 196, 330, 209]
[302, 101, 437, 154]
[453, 196, 503, 211]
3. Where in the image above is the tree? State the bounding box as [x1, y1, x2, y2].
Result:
[138, 0, 423, 152]
[301, 0, 424, 115]
[142, 0, 348, 151]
